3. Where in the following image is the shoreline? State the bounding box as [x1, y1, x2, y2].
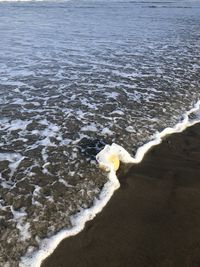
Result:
[19, 101, 200, 267]
[41, 122, 200, 267]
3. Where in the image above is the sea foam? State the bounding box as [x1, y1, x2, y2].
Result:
[20, 100, 200, 267]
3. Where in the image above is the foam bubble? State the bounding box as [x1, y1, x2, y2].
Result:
[101, 127, 114, 136]
[81, 123, 98, 132]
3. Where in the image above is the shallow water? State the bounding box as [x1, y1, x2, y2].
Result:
[0, 0, 200, 266]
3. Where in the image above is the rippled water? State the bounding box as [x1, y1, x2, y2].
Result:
[0, 0, 200, 266]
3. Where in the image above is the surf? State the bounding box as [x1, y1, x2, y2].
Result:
[20, 100, 200, 267]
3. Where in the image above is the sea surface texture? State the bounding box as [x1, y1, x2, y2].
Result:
[0, 0, 200, 266]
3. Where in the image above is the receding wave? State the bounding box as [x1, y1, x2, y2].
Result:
[20, 100, 200, 267]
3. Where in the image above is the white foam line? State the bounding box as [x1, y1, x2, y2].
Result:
[20, 169, 119, 267]
[97, 101, 200, 169]
[20, 100, 200, 267]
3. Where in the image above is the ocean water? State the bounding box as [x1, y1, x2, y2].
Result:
[0, 0, 200, 266]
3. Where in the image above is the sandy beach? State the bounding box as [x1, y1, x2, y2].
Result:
[42, 122, 200, 267]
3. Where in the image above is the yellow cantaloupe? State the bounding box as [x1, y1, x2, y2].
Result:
[107, 154, 120, 171]
[98, 154, 120, 172]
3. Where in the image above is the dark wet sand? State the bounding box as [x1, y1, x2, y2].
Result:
[42, 123, 200, 267]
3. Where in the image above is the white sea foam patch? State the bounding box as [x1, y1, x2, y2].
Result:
[11, 207, 31, 241]
[0, 152, 24, 178]
[0, 118, 30, 132]
[20, 100, 200, 267]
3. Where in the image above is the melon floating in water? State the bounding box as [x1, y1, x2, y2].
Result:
[97, 143, 134, 172]
[107, 154, 120, 171]
[99, 153, 120, 172]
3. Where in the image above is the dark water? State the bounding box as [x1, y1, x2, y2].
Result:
[0, 0, 200, 266]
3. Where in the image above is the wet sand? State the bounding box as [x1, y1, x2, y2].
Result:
[42, 123, 200, 267]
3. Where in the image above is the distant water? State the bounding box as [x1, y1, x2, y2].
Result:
[0, 0, 200, 266]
